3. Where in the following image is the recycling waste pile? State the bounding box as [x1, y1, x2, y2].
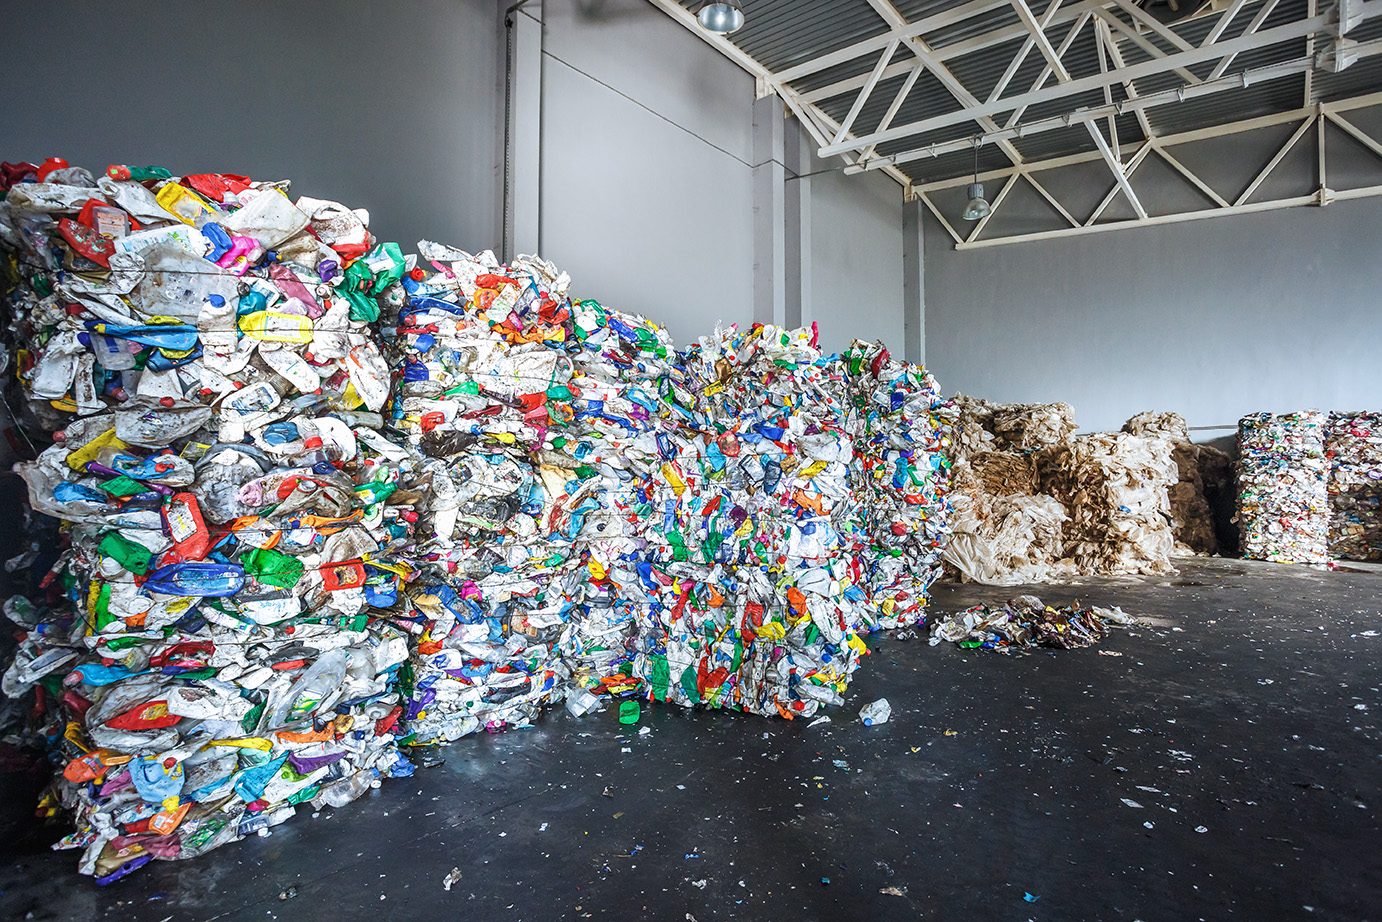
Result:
[942, 396, 1073, 585]
[0, 157, 955, 880]
[1325, 411, 1382, 562]
[942, 397, 1182, 584]
[1122, 411, 1219, 555]
[928, 594, 1135, 652]
[1237, 411, 1330, 564]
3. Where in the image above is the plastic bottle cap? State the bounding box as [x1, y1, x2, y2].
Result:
[304, 437, 323, 449]
[159, 397, 175, 407]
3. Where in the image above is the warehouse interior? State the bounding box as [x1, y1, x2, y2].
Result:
[0, 0, 1379, 920]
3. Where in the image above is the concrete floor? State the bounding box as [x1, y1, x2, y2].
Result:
[1, 556, 1379, 922]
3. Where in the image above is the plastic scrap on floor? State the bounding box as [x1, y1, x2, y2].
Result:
[1237, 411, 1329, 564]
[928, 595, 1135, 652]
[0, 157, 957, 879]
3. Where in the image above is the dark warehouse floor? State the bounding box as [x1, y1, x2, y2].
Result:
[1, 556, 1379, 922]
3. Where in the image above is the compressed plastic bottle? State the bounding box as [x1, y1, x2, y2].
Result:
[144, 562, 245, 597]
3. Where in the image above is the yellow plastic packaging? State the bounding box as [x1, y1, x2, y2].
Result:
[238, 311, 314, 343]
[155, 183, 217, 225]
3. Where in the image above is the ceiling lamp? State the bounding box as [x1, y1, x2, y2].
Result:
[961, 139, 991, 221]
[697, 2, 745, 34]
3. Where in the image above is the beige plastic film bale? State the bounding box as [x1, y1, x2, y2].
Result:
[1122, 411, 1218, 556]
[990, 401, 1076, 452]
[1040, 432, 1178, 576]
[948, 394, 999, 462]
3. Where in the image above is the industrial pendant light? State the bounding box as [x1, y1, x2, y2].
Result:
[697, 2, 745, 34]
[961, 139, 991, 221]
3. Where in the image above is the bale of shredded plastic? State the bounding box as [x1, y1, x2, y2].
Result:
[990, 401, 1076, 452]
[1123, 411, 1217, 555]
[1039, 433, 1177, 575]
[949, 394, 999, 459]
[1326, 411, 1382, 562]
[1237, 411, 1329, 564]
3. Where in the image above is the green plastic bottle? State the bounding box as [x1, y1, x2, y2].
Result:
[98, 532, 153, 575]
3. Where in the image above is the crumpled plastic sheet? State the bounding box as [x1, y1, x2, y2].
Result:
[0, 162, 419, 882]
[943, 481, 1071, 586]
[988, 401, 1076, 452]
[0, 158, 956, 879]
[1237, 411, 1329, 564]
[1122, 411, 1217, 555]
[1326, 411, 1382, 562]
[928, 594, 1134, 652]
[943, 398, 1071, 585]
[1038, 433, 1177, 575]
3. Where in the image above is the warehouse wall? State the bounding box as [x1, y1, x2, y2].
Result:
[539, 1, 911, 352]
[922, 127, 1382, 434]
[538, 0, 756, 347]
[1, 0, 503, 254]
[801, 139, 909, 357]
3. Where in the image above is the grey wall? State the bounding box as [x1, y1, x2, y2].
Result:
[923, 122, 1382, 434]
[538, 0, 757, 348]
[804, 149, 908, 356]
[1, 0, 503, 254]
[539, 1, 911, 354]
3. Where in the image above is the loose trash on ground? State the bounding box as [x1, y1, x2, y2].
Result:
[928, 595, 1135, 652]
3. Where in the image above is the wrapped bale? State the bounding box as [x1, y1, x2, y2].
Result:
[1122, 411, 1217, 555]
[1326, 411, 1382, 562]
[990, 401, 1076, 452]
[0, 159, 420, 882]
[1237, 411, 1329, 564]
[1039, 432, 1177, 575]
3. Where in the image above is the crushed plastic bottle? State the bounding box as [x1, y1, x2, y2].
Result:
[859, 698, 891, 726]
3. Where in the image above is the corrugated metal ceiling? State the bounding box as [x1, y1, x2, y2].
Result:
[671, 0, 1382, 186]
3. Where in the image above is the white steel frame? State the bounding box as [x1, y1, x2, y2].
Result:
[650, 0, 1382, 245]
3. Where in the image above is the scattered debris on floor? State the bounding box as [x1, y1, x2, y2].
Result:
[928, 595, 1136, 652]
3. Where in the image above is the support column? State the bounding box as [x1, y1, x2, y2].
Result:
[753, 95, 786, 327]
[784, 120, 812, 331]
[903, 196, 925, 364]
[504, 1, 542, 260]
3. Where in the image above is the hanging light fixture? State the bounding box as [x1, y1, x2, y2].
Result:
[961, 138, 991, 221]
[697, 2, 745, 34]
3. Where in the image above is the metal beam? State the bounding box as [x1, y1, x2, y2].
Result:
[1009, 0, 1072, 82]
[1098, 16, 1155, 140]
[866, 37, 1382, 174]
[951, 184, 1382, 249]
[1086, 132, 1151, 220]
[1155, 146, 1231, 207]
[913, 89, 1382, 191]
[861, 0, 1029, 168]
[988, 0, 1066, 102]
[935, 101, 1382, 249]
[1208, 0, 1282, 79]
[1093, 8, 1203, 85]
[820, 5, 1360, 158]
[1234, 115, 1313, 205]
[831, 38, 900, 144]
